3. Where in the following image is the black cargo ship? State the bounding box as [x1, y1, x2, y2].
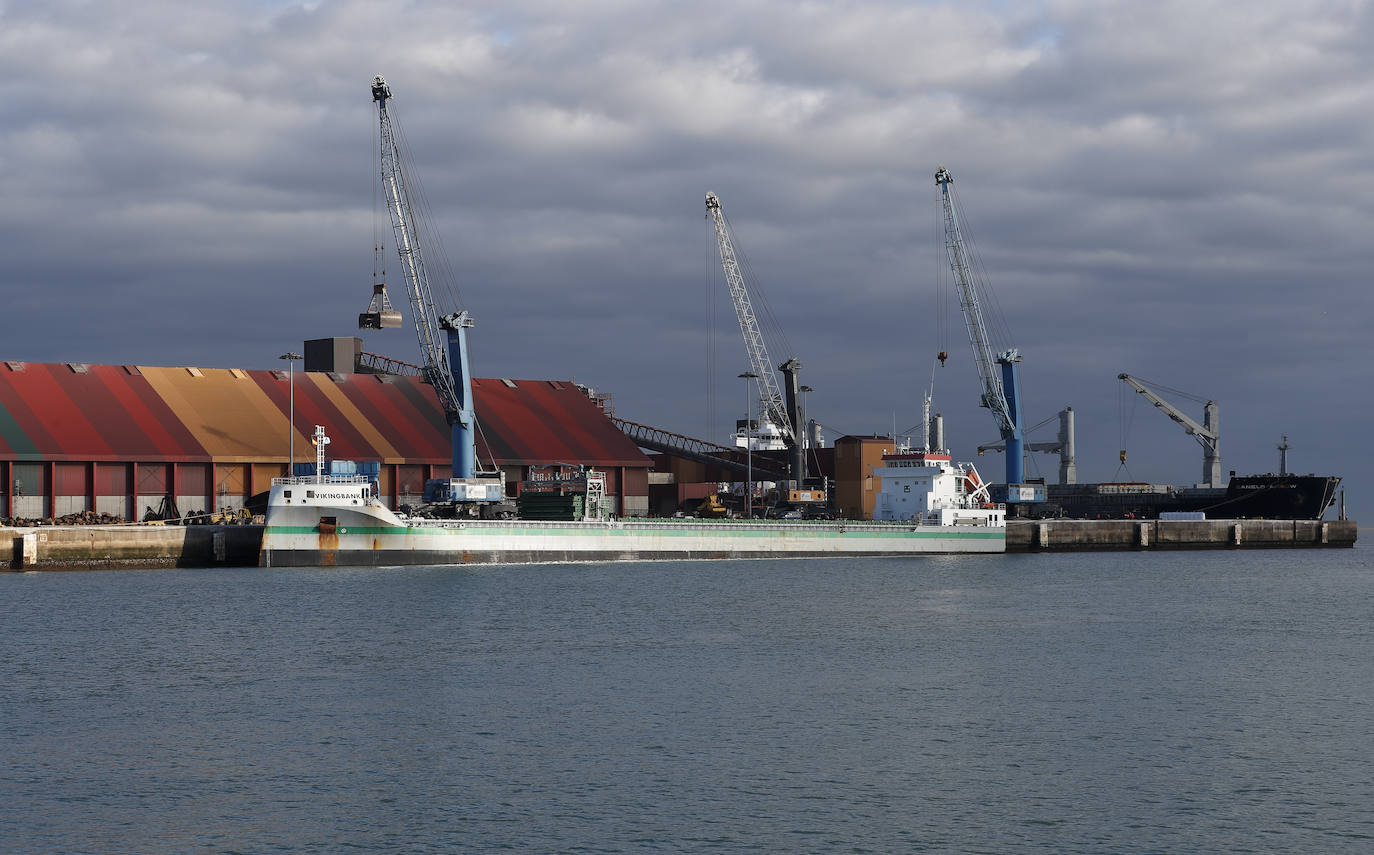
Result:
[1040, 474, 1340, 520]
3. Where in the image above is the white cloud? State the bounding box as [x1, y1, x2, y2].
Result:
[1, 0, 1371, 516]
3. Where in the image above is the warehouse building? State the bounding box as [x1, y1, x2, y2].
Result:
[0, 359, 650, 521]
[833, 435, 898, 520]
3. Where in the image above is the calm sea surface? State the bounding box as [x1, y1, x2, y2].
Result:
[4, 549, 1372, 854]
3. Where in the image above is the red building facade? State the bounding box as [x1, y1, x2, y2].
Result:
[0, 361, 649, 520]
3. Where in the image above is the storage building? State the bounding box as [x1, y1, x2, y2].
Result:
[0, 360, 650, 521]
[833, 435, 896, 520]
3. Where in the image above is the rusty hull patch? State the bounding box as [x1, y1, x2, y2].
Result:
[318, 518, 338, 567]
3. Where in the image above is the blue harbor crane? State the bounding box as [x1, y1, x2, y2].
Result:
[371, 75, 503, 510]
[935, 166, 1028, 490]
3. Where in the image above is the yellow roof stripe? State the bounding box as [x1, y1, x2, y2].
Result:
[305, 374, 404, 462]
[140, 366, 303, 462]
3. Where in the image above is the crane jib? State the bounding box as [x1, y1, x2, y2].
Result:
[372, 75, 480, 481]
[705, 192, 796, 443]
[935, 166, 1026, 486]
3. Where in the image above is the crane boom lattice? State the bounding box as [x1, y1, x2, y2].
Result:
[934, 165, 1027, 487]
[705, 191, 793, 440]
[936, 166, 1015, 432]
[372, 75, 463, 425]
[370, 75, 496, 496]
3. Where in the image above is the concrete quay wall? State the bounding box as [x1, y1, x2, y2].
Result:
[8, 519, 1358, 568]
[1008, 518, 1358, 552]
[6, 525, 264, 570]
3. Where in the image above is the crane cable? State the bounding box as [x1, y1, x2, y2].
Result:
[949, 186, 1014, 352]
[1116, 381, 1136, 481]
[722, 209, 796, 373]
[473, 419, 502, 477]
[705, 204, 797, 440]
[1129, 375, 1211, 405]
[372, 110, 385, 296]
[386, 97, 467, 314]
[935, 185, 949, 365]
[704, 222, 717, 440]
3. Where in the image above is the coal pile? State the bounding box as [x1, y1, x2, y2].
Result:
[2, 510, 125, 527]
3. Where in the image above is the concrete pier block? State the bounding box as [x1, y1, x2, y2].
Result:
[1007, 519, 1355, 551]
[13, 533, 38, 568]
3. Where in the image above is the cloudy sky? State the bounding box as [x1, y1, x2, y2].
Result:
[3, 0, 1371, 519]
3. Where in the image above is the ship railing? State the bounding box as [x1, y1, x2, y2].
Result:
[271, 474, 374, 486]
[410, 515, 1007, 531]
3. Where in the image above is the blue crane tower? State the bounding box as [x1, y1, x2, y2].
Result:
[935, 166, 1027, 488]
[372, 76, 502, 507]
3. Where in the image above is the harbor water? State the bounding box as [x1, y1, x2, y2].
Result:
[4, 549, 1372, 853]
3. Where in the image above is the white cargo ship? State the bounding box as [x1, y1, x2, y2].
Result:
[259, 445, 1005, 567]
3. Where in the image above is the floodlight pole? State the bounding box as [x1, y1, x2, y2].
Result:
[740, 371, 758, 519]
[279, 352, 303, 475]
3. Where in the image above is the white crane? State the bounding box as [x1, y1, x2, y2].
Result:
[705, 192, 790, 435]
[935, 165, 1027, 486]
[1119, 373, 1221, 487]
[372, 75, 499, 504]
[705, 191, 806, 484]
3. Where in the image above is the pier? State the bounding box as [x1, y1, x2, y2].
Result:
[6, 518, 1358, 569]
[1007, 518, 1357, 552]
[6, 524, 264, 570]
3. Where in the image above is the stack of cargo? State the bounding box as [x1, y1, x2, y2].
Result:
[517, 493, 585, 521]
[355, 461, 381, 480]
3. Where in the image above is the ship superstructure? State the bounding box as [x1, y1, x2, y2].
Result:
[872, 448, 1004, 527]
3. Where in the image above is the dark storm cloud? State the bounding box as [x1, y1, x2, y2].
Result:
[2, 0, 1370, 517]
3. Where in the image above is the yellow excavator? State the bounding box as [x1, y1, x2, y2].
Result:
[694, 494, 730, 518]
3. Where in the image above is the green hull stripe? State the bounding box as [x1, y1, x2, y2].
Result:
[265, 524, 1003, 541]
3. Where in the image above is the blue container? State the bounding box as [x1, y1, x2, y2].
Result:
[293, 463, 317, 477]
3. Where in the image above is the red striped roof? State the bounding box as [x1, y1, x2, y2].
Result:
[0, 362, 648, 468]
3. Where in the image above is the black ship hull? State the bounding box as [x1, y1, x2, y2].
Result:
[1041, 474, 1340, 520]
